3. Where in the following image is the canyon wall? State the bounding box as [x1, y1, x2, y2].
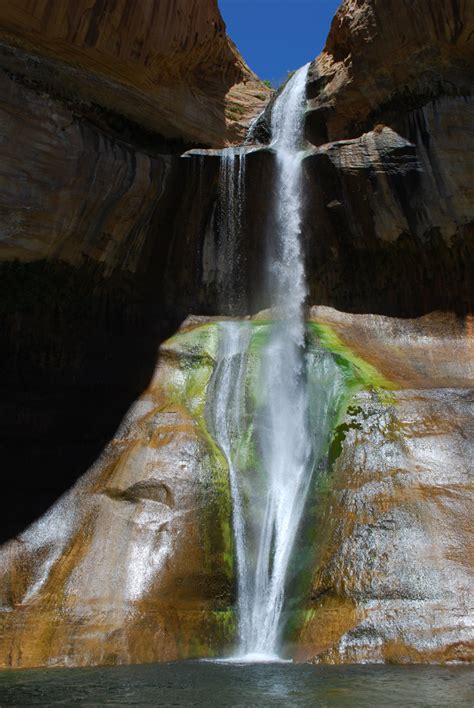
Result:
[195, 0, 474, 315]
[0, 0, 268, 540]
[0, 0, 268, 146]
[0, 0, 472, 668]
[302, 0, 474, 314]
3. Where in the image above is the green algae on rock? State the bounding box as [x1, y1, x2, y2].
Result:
[1, 309, 472, 667]
[0, 320, 237, 668]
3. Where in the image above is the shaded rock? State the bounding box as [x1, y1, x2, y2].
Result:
[0, 69, 169, 266]
[173, 96, 474, 317]
[0, 323, 234, 668]
[302, 98, 474, 315]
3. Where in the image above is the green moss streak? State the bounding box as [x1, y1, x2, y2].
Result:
[283, 322, 396, 646]
[164, 324, 234, 604]
[161, 320, 395, 654]
[308, 322, 395, 393]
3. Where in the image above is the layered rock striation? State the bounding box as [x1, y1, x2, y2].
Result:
[0, 0, 269, 146]
[0, 0, 268, 540]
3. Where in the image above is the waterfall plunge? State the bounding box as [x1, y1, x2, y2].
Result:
[208, 65, 342, 660]
[249, 64, 312, 656]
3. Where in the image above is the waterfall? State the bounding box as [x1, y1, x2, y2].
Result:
[216, 147, 247, 314]
[248, 63, 312, 656]
[207, 321, 254, 645]
[208, 64, 343, 660]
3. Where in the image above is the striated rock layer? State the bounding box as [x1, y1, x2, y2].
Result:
[0, 0, 270, 146]
[0, 0, 268, 539]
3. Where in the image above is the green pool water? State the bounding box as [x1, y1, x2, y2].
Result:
[0, 662, 472, 706]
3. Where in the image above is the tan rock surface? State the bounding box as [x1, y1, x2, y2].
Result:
[306, 0, 474, 144]
[1, 311, 472, 667]
[291, 308, 474, 664]
[0, 0, 270, 146]
[0, 324, 234, 667]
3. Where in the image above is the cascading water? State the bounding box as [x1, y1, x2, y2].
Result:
[208, 64, 344, 661]
[207, 321, 254, 644]
[249, 62, 311, 657]
[216, 147, 247, 314]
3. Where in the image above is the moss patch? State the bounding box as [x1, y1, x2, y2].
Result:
[283, 322, 395, 646]
[161, 319, 395, 654]
[163, 324, 234, 607]
[308, 322, 395, 394]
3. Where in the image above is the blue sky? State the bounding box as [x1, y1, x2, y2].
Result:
[218, 0, 341, 86]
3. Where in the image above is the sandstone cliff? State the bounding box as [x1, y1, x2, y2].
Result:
[0, 0, 473, 670]
[306, 0, 474, 144]
[0, 0, 269, 146]
[181, 0, 474, 316]
[0, 0, 268, 541]
[301, 0, 473, 313]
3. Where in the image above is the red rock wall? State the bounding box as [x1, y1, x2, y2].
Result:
[307, 0, 474, 143]
[0, 0, 269, 146]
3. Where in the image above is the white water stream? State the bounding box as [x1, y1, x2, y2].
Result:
[208, 65, 343, 660]
[248, 64, 312, 656]
[216, 147, 247, 313]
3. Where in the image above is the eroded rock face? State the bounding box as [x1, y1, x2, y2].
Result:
[306, 0, 474, 144]
[246, 0, 474, 316]
[302, 99, 474, 315]
[0, 323, 235, 667]
[0, 311, 472, 667]
[0, 69, 169, 266]
[291, 308, 474, 664]
[168, 91, 474, 317]
[0, 0, 270, 146]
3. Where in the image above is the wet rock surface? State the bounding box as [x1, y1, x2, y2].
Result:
[291, 309, 474, 664]
[0, 311, 472, 667]
[0, 325, 234, 667]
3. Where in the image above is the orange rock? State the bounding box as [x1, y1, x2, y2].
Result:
[0, 0, 270, 146]
[290, 309, 474, 664]
[306, 0, 474, 144]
